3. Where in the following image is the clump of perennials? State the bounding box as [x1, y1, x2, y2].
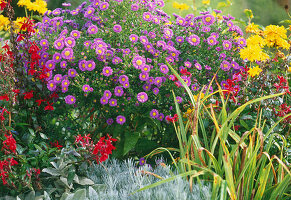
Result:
[24, 0, 246, 126]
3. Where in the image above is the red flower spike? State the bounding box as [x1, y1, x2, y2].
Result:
[44, 102, 54, 111]
[0, 94, 9, 101]
[23, 90, 33, 99]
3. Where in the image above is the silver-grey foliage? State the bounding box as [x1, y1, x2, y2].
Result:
[86, 158, 211, 200]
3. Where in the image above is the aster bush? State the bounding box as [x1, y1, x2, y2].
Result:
[26, 0, 249, 156]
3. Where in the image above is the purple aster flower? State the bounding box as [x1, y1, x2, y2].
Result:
[176, 36, 184, 43]
[84, 40, 91, 48]
[103, 66, 113, 76]
[213, 9, 222, 13]
[64, 37, 76, 48]
[82, 84, 91, 92]
[153, 87, 159, 95]
[184, 61, 192, 68]
[47, 80, 56, 91]
[99, 2, 109, 10]
[154, 77, 163, 87]
[131, 3, 139, 11]
[176, 96, 183, 104]
[150, 109, 159, 119]
[62, 79, 70, 87]
[143, 84, 151, 91]
[123, 48, 131, 55]
[40, 39, 48, 47]
[166, 56, 174, 63]
[54, 39, 64, 50]
[207, 36, 218, 46]
[140, 65, 150, 73]
[157, 113, 164, 121]
[65, 95, 76, 105]
[116, 115, 126, 125]
[88, 25, 98, 34]
[163, 28, 173, 40]
[221, 80, 228, 89]
[137, 92, 148, 103]
[53, 74, 62, 83]
[195, 63, 202, 70]
[70, 30, 80, 39]
[185, 13, 194, 21]
[222, 40, 232, 50]
[139, 72, 149, 81]
[53, 52, 62, 63]
[106, 118, 114, 125]
[119, 75, 128, 84]
[160, 64, 169, 74]
[68, 68, 77, 77]
[112, 56, 122, 65]
[205, 65, 211, 70]
[226, 20, 233, 28]
[129, 34, 138, 43]
[202, 14, 215, 25]
[114, 86, 124, 97]
[78, 60, 87, 71]
[84, 7, 95, 18]
[211, 32, 219, 39]
[176, 17, 186, 26]
[132, 55, 146, 69]
[100, 97, 108, 105]
[181, 75, 191, 86]
[237, 38, 246, 47]
[157, 40, 166, 49]
[113, 24, 122, 33]
[86, 60, 96, 71]
[45, 60, 56, 70]
[143, 12, 152, 22]
[62, 86, 68, 93]
[109, 98, 117, 107]
[139, 36, 148, 44]
[95, 47, 106, 56]
[220, 60, 231, 71]
[230, 61, 240, 70]
[220, 53, 226, 59]
[123, 82, 130, 89]
[139, 157, 146, 166]
[147, 77, 155, 85]
[191, 84, 200, 91]
[103, 90, 112, 99]
[187, 34, 200, 46]
[61, 48, 73, 60]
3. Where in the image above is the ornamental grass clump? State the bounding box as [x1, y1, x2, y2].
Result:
[28, 0, 246, 128]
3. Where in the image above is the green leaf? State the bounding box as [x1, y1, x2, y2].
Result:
[77, 177, 94, 185]
[42, 168, 60, 176]
[240, 120, 249, 129]
[43, 191, 51, 200]
[72, 189, 86, 200]
[24, 191, 35, 200]
[67, 171, 75, 185]
[28, 128, 35, 136]
[123, 131, 139, 156]
[39, 132, 48, 140]
[279, 20, 291, 24]
[88, 186, 98, 198]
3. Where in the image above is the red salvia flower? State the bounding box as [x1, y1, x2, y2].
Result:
[0, 94, 9, 101]
[44, 101, 54, 111]
[2, 134, 17, 153]
[23, 90, 33, 99]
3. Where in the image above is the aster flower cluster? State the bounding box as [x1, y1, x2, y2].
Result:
[28, 0, 246, 126]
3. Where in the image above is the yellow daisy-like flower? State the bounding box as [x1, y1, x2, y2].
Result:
[245, 23, 260, 34]
[172, 1, 189, 10]
[17, 0, 31, 7]
[0, 15, 10, 31]
[247, 66, 262, 77]
[246, 35, 265, 48]
[264, 25, 290, 49]
[240, 45, 269, 62]
[13, 17, 27, 33]
[202, 0, 210, 5]
[193, 93, 205, 102]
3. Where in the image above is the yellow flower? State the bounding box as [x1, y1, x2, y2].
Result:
[264, 25, 289, 49]
[193, 93, 205, 101]
[13, 17, 27, 33]
[17, 0, 31, 7]
[247, 66, 262, 77]
[245, 23, 260, 34]
[240, 45, 269, 62]
[202, 0, 210, 5]
[0, 15, 10, 31]
[172, 1, 189, 10]
[246, 35, 265, 47]
[288, 66, 291, 73]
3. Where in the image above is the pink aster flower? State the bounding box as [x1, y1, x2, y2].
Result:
[187, 34, 200, 46]
[54, 39, 64, 50]
[116, 115, 126, 125]
[102, 66, 113, 76]
[61, 48, 73, 60]
[88, 25, 98, 34]
[132, 55, 146, 69]
[65, 95, 76, 104]
[137, 92, 148, 103]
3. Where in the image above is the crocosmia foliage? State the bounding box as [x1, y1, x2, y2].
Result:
[30, 0, 246, 126]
